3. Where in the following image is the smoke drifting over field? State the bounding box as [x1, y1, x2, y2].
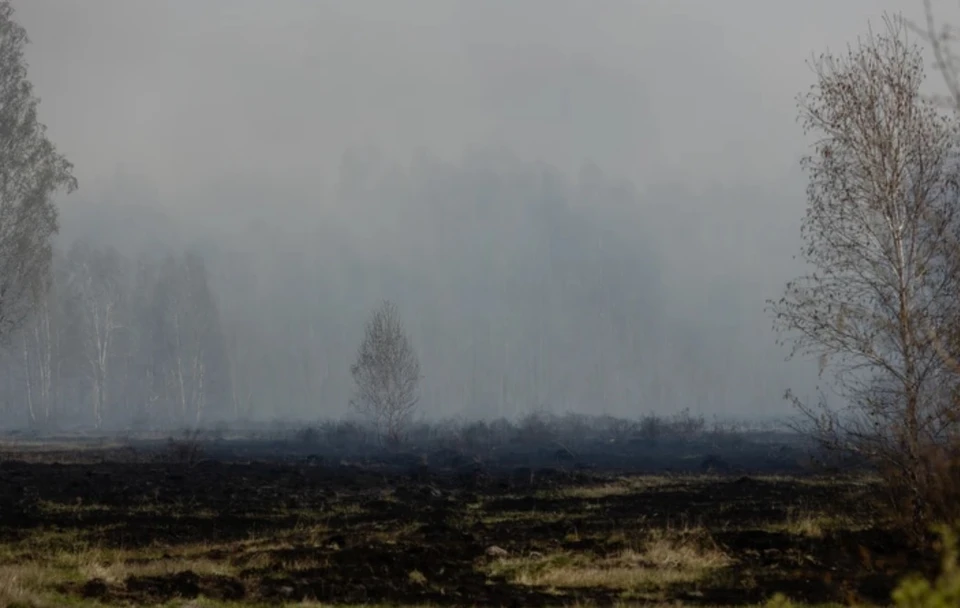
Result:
[0, 0, 944, 428]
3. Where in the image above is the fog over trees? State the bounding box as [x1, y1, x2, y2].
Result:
[0, 148, 810, 429]
[8, 0, 938, 430]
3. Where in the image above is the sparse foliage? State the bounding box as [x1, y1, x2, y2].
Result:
[350, 300, 421, 448]
[0, 1, 76, 342]
[769, 18, 960, 529]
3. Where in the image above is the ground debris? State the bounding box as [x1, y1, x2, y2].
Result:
[0, 450, 919, 607]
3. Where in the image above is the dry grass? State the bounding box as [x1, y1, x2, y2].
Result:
[0, 564, 49, 607]
[5, 525, 730, 606]
[764, 506, 872, 539]
[550, 476, 674, 500]
[0, 515, 367, 606]
[0, 528, 248, 606]
[0, 520, 844, 608]
[0, 471, 879, 607]
[486, 526, 732, 595]
[78, 554, 236, 584]
[481, 509, 586, 525]
[549, 474, 863, 502]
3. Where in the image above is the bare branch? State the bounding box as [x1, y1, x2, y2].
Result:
[350, 299, 421, 448]
[769, 16, 960, 529]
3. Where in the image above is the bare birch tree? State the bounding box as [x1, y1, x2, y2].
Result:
[67, 242, 125, 430]
[128, 255, 164, 428]
[154, 253, 224, 427]
[0, 2, 76, 343]
[19, 252, 64, 428]
[350, 300, 421, 448]
[768, 18, 960, 527]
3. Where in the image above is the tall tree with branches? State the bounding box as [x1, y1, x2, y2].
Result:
[0, 2, 76, 343]
[350, 300, 421, 448]
[769, 17, 960, 528]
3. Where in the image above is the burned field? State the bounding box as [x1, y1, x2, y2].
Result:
[0, 435, 930, 607]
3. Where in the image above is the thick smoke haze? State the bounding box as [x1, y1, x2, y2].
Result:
[3, 0, 953, 426]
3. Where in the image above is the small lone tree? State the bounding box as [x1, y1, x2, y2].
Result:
[350, 300, 421, 448]
[769, 17, 960, 529]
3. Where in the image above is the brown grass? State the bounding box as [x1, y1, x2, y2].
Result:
[0, 469, 882, 607]
[486, 525, 732, 595]
[549, 477, 674, 500]
[763, 507, 869, 539]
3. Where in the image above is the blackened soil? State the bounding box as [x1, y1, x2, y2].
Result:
[0, 456, 931, 606]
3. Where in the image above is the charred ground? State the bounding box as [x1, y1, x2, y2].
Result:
[0, 421, 929, 607]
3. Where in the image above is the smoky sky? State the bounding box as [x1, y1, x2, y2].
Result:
[15, 0, 941, 190]
[7, 0, 958, 420]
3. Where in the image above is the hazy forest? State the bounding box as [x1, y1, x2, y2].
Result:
[0, 10, 810, 431]
[1, 149, 794, 430]
[9, 1, 960, 607]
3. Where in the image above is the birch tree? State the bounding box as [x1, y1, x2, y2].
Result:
[19, 250, 65, 427]
[154, 253, 225, 427]
[67, 242, 125, 430]
[769, 18, 960, 527]
[128, 255, 163, 427]
[350, 300, 421, 447]
[0, 2, 76, 343]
